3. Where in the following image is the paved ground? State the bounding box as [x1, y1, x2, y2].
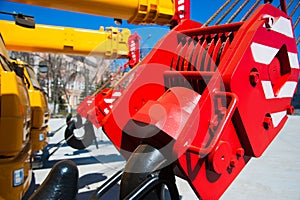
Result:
[34, 116, 300, 199]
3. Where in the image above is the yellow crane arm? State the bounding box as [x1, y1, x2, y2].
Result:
[8, 0, 175, 25]
[0, 20, 131, 59]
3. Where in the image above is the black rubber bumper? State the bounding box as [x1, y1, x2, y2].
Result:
[29, 160, 78, 200]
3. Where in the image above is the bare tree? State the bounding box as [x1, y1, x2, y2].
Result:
[45, 54, 64, 114]
[9, 51, 112, 114]
[75, 56, 107, 98]
[36, 53, 76, 114]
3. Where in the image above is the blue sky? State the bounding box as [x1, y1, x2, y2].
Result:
[0, 0, 299, 49]
[0, 1, 223, 29]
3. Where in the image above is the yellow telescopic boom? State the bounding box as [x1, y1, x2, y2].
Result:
[8, 0, 175, 25]
[0, 20, 130, 58]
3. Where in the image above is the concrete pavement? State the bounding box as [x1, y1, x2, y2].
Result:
[33, 115, 300, 199]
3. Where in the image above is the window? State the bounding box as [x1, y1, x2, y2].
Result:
[25, 65, 41, 90]
[0, 54, 14, 72]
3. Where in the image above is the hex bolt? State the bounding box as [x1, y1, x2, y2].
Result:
[287, 105, 294, 115]
[230, 159, 236, 167]
[262, 15, 274, 29]
[249, 71, 260, 86]
[236, 148, 245, 158]
[209, 115, 219, 130]
[263, 116, 273, 130]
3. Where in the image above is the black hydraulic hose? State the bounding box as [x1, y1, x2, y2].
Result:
[124, 176, 180, 200]
[89, 170, 123, 200]
[45, 133, 74, 160]
[48, 124, 66, 136]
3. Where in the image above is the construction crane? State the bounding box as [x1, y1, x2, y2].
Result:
[0, 15, 80, 200]
[0, 18, 141, 150]
[89, 1, 300, 199]
[11, 59, 51, 168]
[0, 19, 131, 59]
[0, 17, 139, 200]
[0, 0, 188, 199]
[0, 15, 37, 200]
[2, 0, 300, 199]
[7, 0, 190, 26]
[0, 0, 187, 199]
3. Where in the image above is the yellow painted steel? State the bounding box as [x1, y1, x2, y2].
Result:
[0, 70, 31, 156]
[12, 60, 50, 152]
[0, 20, 131, 59]
[0, 36, 32, 199]
[9, 0, 175, 25]
[0, 142, 32, 200]
[0, 17, 132, 198]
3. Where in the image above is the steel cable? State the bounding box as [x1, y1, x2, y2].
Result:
[287, 0, 295, 9]
[290, 1, 299, 17]
[226, 0, 250, 23]
[215, 0, 241, 25]
[202, 0, 232, 27]
[293, 16, 299, 29]
[241, 0, 261, 21]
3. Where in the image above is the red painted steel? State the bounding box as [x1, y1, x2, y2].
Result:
[76, 2, 299, 199]
[75, 32, 141, 126]
[172, 0, 191, 27]
[127, 32, 141, 68]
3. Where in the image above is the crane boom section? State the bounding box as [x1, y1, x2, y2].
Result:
[8, 0, 175, 25]
[0, 20, 130, 58]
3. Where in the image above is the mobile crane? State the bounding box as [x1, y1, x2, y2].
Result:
[0, 15, 80, 200]
[0, 0, 186, 198]
[11, 59, 50, 167]
[0, 19, 131, 58]
[3, 0, 300, 199]
[0, 18, 140, 151]
[0, 18, 133, 154]
[0, 31, 32, 200]
[0, 16, 138, 199]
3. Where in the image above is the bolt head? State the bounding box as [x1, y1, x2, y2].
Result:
[287, 106, 294, 115]
[230, 159, 236, 167]
[236, 148, 245, 157]
[263, 116, 273, 130]
[249, 71, 260, 86]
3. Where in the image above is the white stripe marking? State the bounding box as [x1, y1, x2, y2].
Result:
[178, 0, 184, 4]
[104, 98, 115, 104]
[112, 92, 122, 97]
[277, 81, 298, 98]
[261, 81, 297, 99]
[288, 52, 299, 69]
[251, 43, 278, 64]
[271, 17, 294, 38]
[104, 108, 110, 114]
[261, 81, 275, 99]
[270, 111, 286, 128]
